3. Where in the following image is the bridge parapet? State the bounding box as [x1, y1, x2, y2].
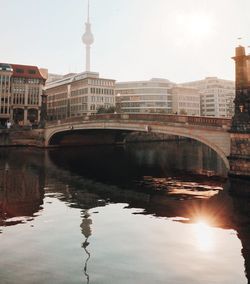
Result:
[46, 114, 231, 130]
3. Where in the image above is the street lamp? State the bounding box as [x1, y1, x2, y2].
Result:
[116, 93, 121, 113]
[39, 86, 47, 128]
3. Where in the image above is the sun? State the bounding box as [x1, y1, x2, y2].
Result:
[176, 11, 215, 40]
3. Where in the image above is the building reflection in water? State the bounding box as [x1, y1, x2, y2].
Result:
[0, 149, 44, 228]
[80, 210, 92, 284]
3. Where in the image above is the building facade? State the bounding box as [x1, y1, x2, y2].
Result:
[170, 86, 201, 116]
[115, 78, 175, 114]
[181, 77, 235, 117]
[0, 63, 47, 126]
[115, 78, 201, 115]
[0, 64, 12, 125]
[46, 72, 115, 120]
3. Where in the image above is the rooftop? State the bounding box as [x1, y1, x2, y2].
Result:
[11, 64, 45, 80]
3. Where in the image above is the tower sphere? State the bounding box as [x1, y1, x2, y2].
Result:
[82, 23, 94, 45]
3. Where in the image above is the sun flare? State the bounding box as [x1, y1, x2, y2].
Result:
[176, 12, 215, 40]
[194, 220, 214, 251]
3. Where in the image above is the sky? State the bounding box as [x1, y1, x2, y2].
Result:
[1, 0, 250, 83]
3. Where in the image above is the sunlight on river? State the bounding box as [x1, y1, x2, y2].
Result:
[194, 220, 214, 251]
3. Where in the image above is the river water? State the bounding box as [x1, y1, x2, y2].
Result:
[0, 141, 250, 284]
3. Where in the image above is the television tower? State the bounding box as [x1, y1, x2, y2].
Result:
[82, 0, 94, 72]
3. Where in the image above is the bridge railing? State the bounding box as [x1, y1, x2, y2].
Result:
[46, 113, 231, 129]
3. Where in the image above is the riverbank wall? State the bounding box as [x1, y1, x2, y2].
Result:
[0, 129, 45, 147]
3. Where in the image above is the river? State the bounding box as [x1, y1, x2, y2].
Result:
[0, 140, 250, 284]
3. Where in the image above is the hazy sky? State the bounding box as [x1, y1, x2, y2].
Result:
[1, 0, 250, 83]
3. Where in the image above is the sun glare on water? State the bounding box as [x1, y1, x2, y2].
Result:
[193, 220, 214, 251]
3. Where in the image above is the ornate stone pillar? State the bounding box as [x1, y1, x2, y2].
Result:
[229, 46, 250, 178]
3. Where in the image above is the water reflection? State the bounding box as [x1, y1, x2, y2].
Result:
[0, 149, 44, 227]
[229, 179, 250, 282]
[193, 220, 214, 251]
[0, 143, 249, 283]
[81, 210, 92, 284]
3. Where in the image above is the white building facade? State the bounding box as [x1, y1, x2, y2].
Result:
[115, 78, 201, 115]
[46, 72, 115, 120]
[171, 86, 201, 116]
[181, 77, 235, 117]
[115, 78, 175, 114]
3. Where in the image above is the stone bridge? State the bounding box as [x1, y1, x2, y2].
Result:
[44, 113, 231, 168]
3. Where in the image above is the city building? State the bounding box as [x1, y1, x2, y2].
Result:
[46, 71, 115, 120]
[0, 64, 12, 125]
[115, 78, 201, 115]
[170, 86, 201, 116]
[0, 63, 47, 126]
[180, 77, 235, 117]
[115, 78, 175, 113]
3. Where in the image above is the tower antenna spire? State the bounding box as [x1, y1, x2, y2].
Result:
[82, 0, 94, 72]
[87, 0, 90, 23]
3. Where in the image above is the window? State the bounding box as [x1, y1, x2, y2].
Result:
[16, 68, 24, 73]
[28, 69, 36, 74]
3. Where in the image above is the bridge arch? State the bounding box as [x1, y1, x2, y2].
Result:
[45, 115, 231, 169]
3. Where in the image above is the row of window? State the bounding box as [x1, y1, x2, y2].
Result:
[47, 92, 67, 101]
[71, 88, 88, 97]
[70, 104, 88, 112]
[16, 68, 36, 75]
[178, 102, 200, 108]
[117, 88, 170, 95]
[71, 96, 88, 104]
[91, 96, 114, 103]
[177, 95, 200, 101]
[13, 78, 41, 84]
[0, 88, 10, 94]
[120, 95, 172, 101]
[0, 106, 9, 114]
[90, 88, 114, 95]
[88, 79, 114, 87]
[0, 75, 11, 84]
[121, 102, 171, 108]
[48, 100, 67, 108]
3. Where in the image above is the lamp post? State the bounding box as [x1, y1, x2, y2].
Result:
[39, 86, 47, 128]
[116, 93, 121, 113]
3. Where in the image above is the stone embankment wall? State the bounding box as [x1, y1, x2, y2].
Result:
[0, 129, 45, 147]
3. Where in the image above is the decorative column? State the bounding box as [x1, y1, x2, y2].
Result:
[229, 45, 250, 178]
